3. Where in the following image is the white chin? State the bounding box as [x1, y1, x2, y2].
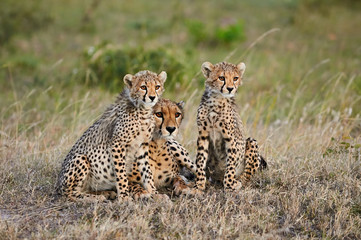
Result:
[221, 93, 234, 98]
[143, 102, 156, 107]
[162, 134, 174, 139]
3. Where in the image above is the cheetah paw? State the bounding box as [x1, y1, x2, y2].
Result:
[134, 192, 152, 201]
[117, 195, 132, 203]
[152, 193, 170, 201]
[186, 188, 204, 196]
[104, 191, 117, 200]
[224, 181, 243, 193]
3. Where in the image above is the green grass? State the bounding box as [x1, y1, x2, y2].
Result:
[1, 0, 361, 238]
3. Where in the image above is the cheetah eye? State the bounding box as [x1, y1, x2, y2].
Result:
[140, 86, 147, 90]
[155, 85, 160, 90]
[233, 77, 239, 81]
[218, 76, 225, 81]
[155, 112, 163, 118]
[175, 112, 181, 118]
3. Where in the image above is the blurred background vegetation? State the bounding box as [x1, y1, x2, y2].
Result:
[0, 0, 360, 137]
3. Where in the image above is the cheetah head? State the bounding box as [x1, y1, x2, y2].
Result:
[123, 70, 167, 107]
[153, 99, 185, 139]
[201, 61, 246, 98]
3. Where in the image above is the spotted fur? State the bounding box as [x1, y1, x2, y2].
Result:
[128, 99, 196, 198]
[195, 61, 267, 192]
[56, 70, 167, 201]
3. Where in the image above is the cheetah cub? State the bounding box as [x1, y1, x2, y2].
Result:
[56, 70, 167, 202]
[128, 99, 196, 198]
[195, 61, 267, 192]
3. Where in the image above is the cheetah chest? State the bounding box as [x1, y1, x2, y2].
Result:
[124, 118, 154, 172]
[149, 142, 177, 187]
[207, 111, 224, 153]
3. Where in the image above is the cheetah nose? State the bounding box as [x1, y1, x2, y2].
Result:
[166, 127, 176, 134]
[149, 96, 156, 101]
[227, 87, 234, 93]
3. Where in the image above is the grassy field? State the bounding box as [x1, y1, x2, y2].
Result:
[1, 0, 361, 238]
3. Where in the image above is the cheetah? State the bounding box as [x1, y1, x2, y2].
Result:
[56, 70, 167, 201]
[194, 61, 267, 192]
[128, 99, 196, 198]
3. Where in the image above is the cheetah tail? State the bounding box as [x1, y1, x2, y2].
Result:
[259, 155, 268, 170]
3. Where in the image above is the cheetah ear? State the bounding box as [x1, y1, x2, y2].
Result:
[123, 74, 133, 88]
[237, 62, 246, 77]
[158, 71, 167, 84]
[177, 101, 185, 109]
[201, 62, 214, 78]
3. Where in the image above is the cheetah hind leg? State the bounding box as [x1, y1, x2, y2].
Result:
[239, 138, 267, 185]
[61, 154, 108, 202]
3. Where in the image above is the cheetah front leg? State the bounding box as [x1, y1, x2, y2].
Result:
[135, 142, 158, 194]
[111, 142, 130, 201]
[223, 127, 245, 192]
[168, 140, 196, 175]
[128, 181, 151, 200]
[195, 128, 210, 191]
[127, 162, 152, 200]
